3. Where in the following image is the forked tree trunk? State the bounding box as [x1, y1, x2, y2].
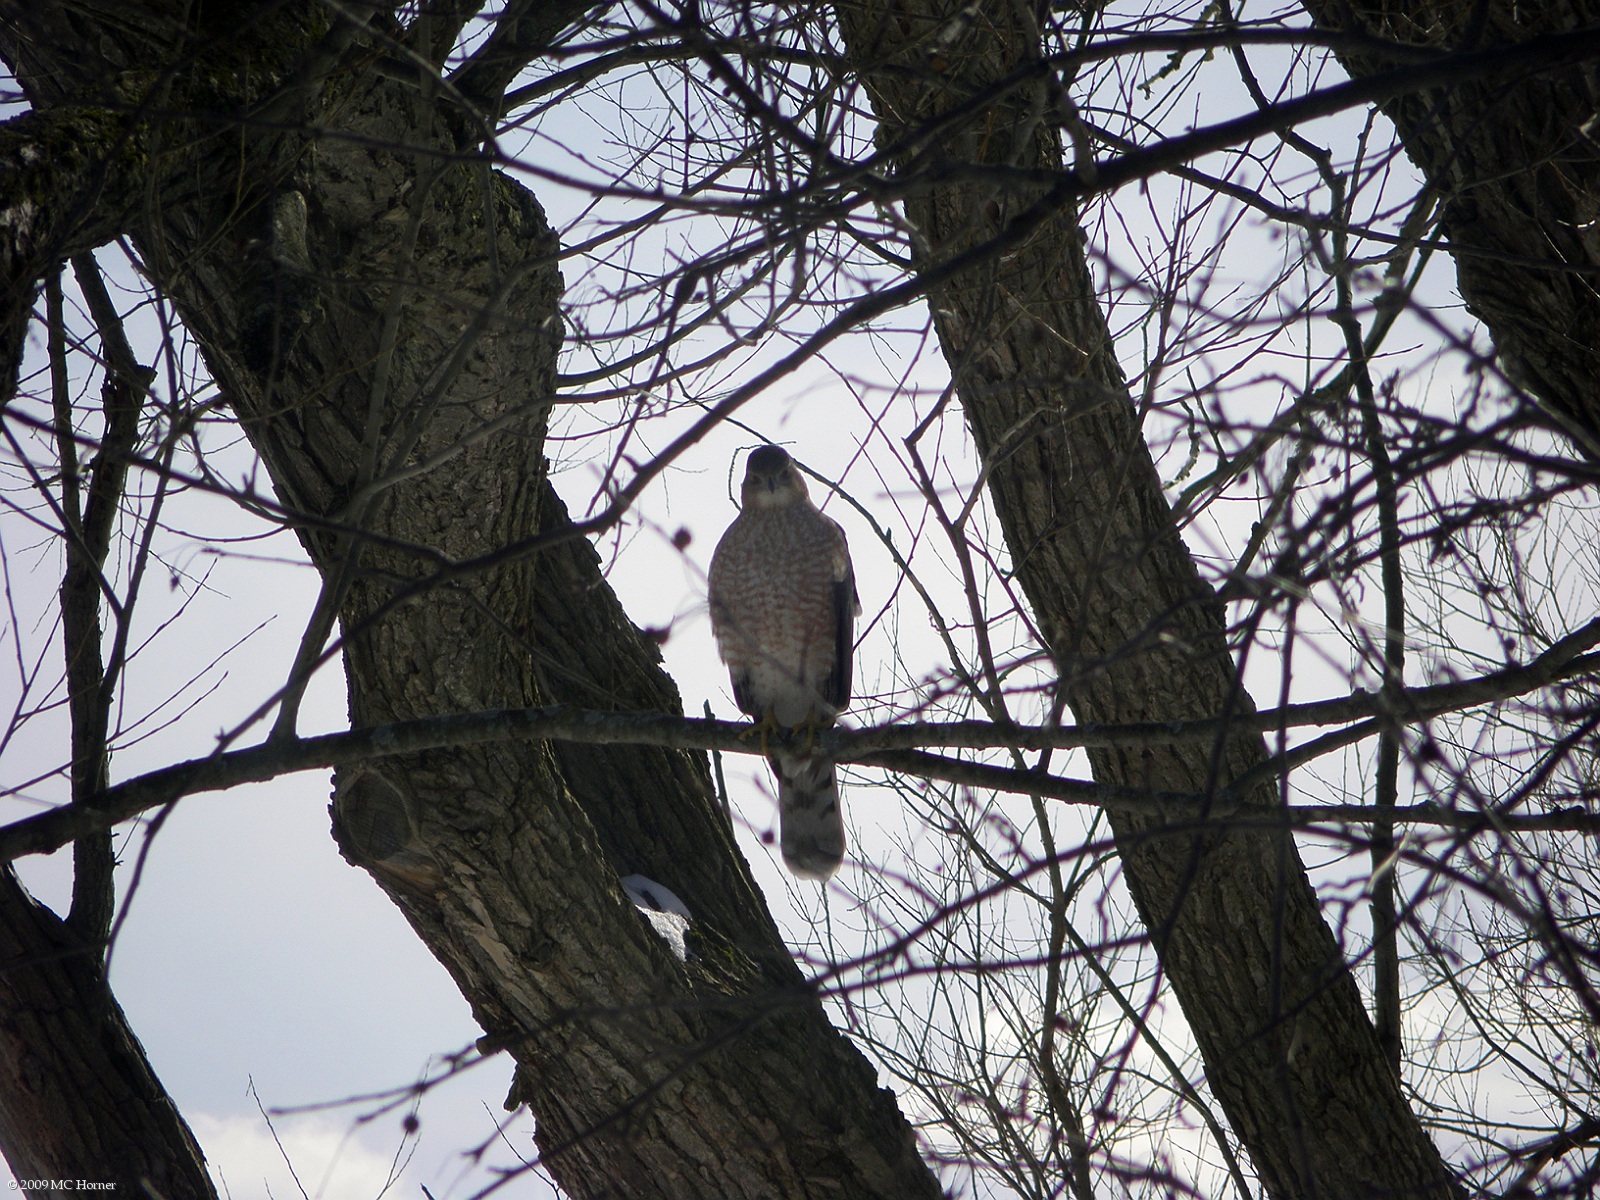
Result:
[0, 4, 940, 1198]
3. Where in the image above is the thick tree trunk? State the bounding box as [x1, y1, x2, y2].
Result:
[1297, 2, 1600, 457]
[833, 3, 1463, 1196]
[0, 871, 214, 1199]
[0, 5, 941, 1198]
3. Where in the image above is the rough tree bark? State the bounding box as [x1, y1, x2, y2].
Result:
[0, 3, 940, 1198]
[0, 105, 147, 441]
[832, 2, 1463, 1197]
[0, 872, 213, 1199]
[1297, 0, 1600, 458]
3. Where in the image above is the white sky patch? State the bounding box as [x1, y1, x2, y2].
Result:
[194, 1111, 407, 1200]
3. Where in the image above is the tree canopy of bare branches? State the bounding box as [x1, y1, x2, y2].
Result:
[4, 1, 1600, 1198]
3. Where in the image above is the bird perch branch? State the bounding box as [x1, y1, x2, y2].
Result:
[2, 623, 1597, 864]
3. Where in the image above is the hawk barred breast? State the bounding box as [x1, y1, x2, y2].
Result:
[708, 445, 860, 880]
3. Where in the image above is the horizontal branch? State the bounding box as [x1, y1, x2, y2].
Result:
[2, 625, 1597, 864]
[859, 642, 1600, 756]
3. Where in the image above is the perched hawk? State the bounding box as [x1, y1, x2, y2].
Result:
[709, 445, 859, 880]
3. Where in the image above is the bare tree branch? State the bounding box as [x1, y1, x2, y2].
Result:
[7, 620, 1600, 866]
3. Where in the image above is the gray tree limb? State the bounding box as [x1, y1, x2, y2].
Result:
[5, 626, 1599, 868]
[1295, 0, 1600, 458]
[829, 0, 1466, 1194]
[0, 105, 147, 410]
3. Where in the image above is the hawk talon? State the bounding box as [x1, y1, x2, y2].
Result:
[800, 711, 824, 754]
[741, 710, 782, 757]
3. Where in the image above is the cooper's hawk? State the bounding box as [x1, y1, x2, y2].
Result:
[709, 445, 859, 880]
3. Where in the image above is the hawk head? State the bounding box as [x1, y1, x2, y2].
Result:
[741, 445, 808, 511]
